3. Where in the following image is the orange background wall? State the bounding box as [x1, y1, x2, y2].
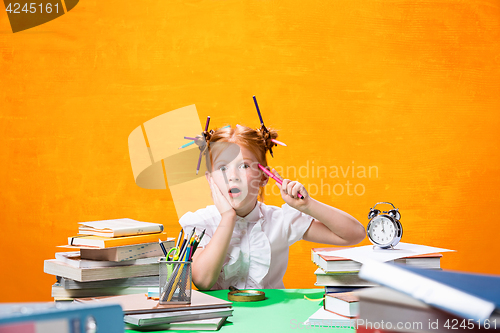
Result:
[1, 0, 499, 302]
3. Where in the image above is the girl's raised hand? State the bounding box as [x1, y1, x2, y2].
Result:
[271, 168, 310, 210]
[208, 176, 236, 218]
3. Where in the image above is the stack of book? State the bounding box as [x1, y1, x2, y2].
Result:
[75, 290, 233, 330]
[304, 292, 359, 328]
[311, 246, 443, 294]
[305, 244, 452, 327]
[44, 218, 175, 301]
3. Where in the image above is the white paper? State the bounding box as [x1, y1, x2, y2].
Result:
[314, 242, 454, 264]
[304, 307, 356, 327]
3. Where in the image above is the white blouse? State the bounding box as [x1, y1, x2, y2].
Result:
[179, 201, 314, 290]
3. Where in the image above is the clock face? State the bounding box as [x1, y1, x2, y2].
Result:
[368, 216, 396, 245]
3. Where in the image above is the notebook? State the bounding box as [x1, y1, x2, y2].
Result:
[67, 232, 169, 248]
[58, 275, 159, 290]
[78, 240, 174, 261]
[124, 307, 233, 326]
[75, 290, 232, 315]
[124, 317, 228, 331]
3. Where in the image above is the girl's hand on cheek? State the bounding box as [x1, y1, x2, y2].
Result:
[271, 169, 310, 211]
[208, 176, 236, 219]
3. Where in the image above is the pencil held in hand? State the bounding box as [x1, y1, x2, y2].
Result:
[258, 164, 304, 199]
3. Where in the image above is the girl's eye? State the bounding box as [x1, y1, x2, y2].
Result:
[219, 165, 228, 172]
[240, 164, 250, 169]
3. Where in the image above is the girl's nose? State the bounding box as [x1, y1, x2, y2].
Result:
[227, 168, 241, 182]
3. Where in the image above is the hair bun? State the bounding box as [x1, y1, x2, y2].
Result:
[195, 129, 214, 154]
[258, 126, 279, 154]
[203, 129, 214, 142]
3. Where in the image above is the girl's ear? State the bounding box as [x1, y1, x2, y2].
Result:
[261, 172, 269, 186]
[205, 171, 211, 183]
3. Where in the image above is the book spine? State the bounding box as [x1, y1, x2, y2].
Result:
[70, 233, 168, 248]
[44, 260, 160, 282]
[60, 276, 159, 289]
[113, 224, 164, 237]
[68, 235, 88, 246]
[80, 247, 118, 261]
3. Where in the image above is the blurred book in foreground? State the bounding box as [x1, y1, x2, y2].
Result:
[359, 261, 500, 325]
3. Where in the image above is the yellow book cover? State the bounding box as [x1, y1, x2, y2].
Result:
[68, 232, 168, 249]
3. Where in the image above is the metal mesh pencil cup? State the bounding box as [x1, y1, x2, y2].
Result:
[159, 258, 192, 305]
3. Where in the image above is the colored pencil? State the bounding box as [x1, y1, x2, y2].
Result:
[175, 229, 183, 249]
[271, 139, 287, 147]
[178, 141, 195, 149]
[158, 239, 168, 257]
[258, 164, 304, 199]
[253, 96, 264, 127]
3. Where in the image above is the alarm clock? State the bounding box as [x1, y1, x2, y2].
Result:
[367, 202, 403, 249]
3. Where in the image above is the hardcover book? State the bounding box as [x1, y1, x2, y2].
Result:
[44, 259, 159, 282]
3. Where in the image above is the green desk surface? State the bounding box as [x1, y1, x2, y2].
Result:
[125, 288, 355, 332]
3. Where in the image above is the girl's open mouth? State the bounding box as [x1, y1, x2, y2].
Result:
[228, 187, 242, 198]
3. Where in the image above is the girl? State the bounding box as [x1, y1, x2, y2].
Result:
[179, 125, 365, 290]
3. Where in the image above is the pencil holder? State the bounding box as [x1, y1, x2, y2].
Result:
[159, 258, 192, 305]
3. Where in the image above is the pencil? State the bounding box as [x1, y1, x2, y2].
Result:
[183, 244, 191, 262]
[187, 227, 196, 248]
[191, 229, 205, 257]
[253, 96, 264, 127]
[189, 236, 199, 260]
[198, 229, 205, 244]
[258, 164, 304, 199]
[177, 228, 195, 262]
[158, 239, 168, 257]
[271, 139, 287, 147]
[196, 150, 203, 174]
[175, 229, 183, 249]
[178, 141, 195, 149]
[204, 116, 211, 132]
[176, 238, 187, 261]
